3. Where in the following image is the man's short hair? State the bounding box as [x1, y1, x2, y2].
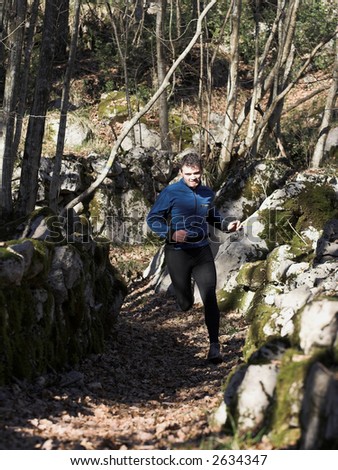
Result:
[180, 152, 203, 170]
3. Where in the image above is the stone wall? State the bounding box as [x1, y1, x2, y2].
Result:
[0, 210, 127, 385]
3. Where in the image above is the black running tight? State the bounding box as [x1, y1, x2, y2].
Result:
[165, 244, 220, 343]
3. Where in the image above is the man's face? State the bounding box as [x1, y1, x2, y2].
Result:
[180, 165, 202, 189]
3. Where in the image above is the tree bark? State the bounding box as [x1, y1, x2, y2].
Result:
[106, 2, 136, 145]
[0, 0, 26, 219]
[156, 0, 171, 151]
[311, 35, 338, 168]
[11, 0, 40, 181]
[219, 0, 241, 172]
[54, 0, 69, 63]
[16, 0, 58, 217]
[49, 0, 80, 211]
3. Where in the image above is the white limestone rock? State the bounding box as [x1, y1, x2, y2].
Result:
[299, 299, 338, 354]
[236, 364, 279, 433]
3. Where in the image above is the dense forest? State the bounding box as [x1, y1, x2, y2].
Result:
[0, 0, 337, 222]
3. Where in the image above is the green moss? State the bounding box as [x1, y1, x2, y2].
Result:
[257, 209, 296, 251]
[284, 182, 338, 232]
[169, 114, 193, 148]
[89, 192, 105, 221]
[97, 91, 141, 122]
[269, 349, 312, 448]
[217, 286, 248, 313]
[236, 260, 267, 290]
[257, 182, 337, 252]
[241, 176, 263, 203]
[243, 306, 280, 361]
[243, 285, 283, 361]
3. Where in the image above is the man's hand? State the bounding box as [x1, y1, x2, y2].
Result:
[172, 230, 188, 242]
[227, 220, 242, 232]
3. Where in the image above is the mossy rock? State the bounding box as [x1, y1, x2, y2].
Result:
[0, 285, 55, 383]
[169, 114, 194, 149]
[236, 260, 267, 290]
[257, 181, 337, 252]
[0, 247, 24, 286]
[217, 285, 254, 314]
[97, 90, 142, 122]
[257, 208, 298, 251]
[269, 349, 313, 448]
[284, 182, 338, 232]
[243, 285, 283, 361]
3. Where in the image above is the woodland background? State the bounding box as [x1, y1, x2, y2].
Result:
[0, 0, 337, 222]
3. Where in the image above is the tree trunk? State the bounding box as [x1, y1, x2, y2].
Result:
[16, 0, 58, 217]
[49, 0, 80, 212]
[0, 0, 5, 218]
[156, 0, 171, 151]
[219, 0, 241, 172]
[11, 0, 40, 181]
[0, 0, 26, 219]
[106, 2, 136, 145]
[54, 0, 69, 63]
[257, 0, 299, 155]
[311, 36, 338, 168]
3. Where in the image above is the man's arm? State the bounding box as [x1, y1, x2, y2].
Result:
[146, 190, 171, 239]
[207, 205, 242, 233]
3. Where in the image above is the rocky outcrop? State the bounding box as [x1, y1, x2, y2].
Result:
[0, 209, 127, 385]
[208, 171, 338, 449]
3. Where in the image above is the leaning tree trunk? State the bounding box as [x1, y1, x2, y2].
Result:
[16, 0, 58, 217]
[0, 0, 26, 219]
[311, 35, 338, 168]
[49, 0, 80, 212]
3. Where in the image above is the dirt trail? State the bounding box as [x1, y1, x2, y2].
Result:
[0, 278, 247, 450]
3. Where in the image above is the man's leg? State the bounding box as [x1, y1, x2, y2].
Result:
[192, 246, 222, 363]
[165, 246, 194, 311]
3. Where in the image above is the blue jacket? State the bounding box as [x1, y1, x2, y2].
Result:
[147, 178, 226, 249]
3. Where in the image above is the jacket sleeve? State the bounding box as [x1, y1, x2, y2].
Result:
[146, 189, 171, 239]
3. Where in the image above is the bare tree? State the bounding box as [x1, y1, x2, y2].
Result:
[311, 34, 338, 168]
[219, 0, 241, 172]
[16, 0, 58, 217]
[49, 0, 81, 211]
[106, 1, 138, 146]
[0, 0, 27, 219]
[155, 0, 171, 151]
[11, 0, 40, 180]
[216, 0, 337, 178]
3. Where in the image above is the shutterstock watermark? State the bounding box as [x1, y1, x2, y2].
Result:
[43, 209, 298, 246]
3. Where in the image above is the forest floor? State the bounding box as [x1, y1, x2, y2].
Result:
[0, 246, 255, 451]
